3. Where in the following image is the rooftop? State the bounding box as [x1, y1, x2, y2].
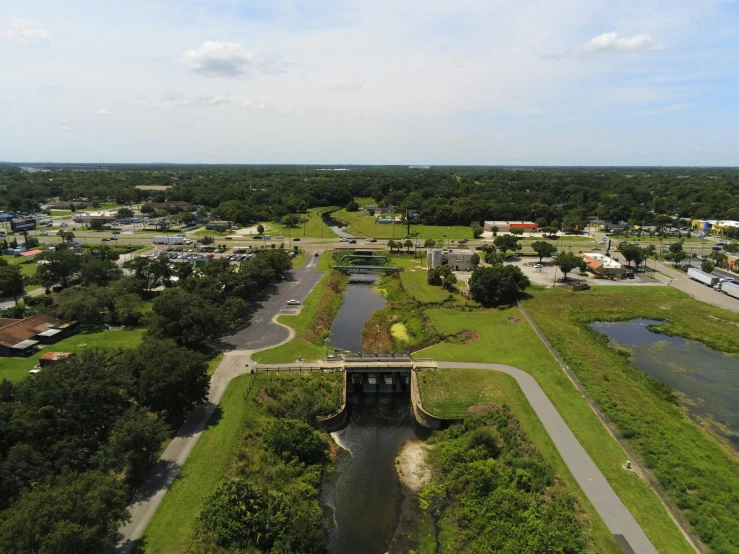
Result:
[582, 252, 622, 269]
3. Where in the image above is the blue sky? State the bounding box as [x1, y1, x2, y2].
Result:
[1, 0, 738, 165]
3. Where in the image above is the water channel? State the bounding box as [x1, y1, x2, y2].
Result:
[590, 319, 739, 449]
[322, 275, 430, 553]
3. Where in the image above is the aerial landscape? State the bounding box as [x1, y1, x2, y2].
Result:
[1, 2, 739, 554]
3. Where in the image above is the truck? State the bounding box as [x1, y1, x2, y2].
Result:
[687, 267, 720, 287]
[153, 236, 184, 245]
[716, 281, 739, 300]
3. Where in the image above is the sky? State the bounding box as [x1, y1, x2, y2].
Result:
[1, 0, 738, 165]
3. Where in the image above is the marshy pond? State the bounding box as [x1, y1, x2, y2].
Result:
[590, 319, 739, 449]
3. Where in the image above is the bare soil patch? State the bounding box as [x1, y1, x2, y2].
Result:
[395, 441, 431, 493]
[507, 316, 523, 324]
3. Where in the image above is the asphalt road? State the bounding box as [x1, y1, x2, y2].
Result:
[436, 361, 659, 554]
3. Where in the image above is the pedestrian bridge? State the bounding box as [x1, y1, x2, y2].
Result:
[332, 265, 402, 274]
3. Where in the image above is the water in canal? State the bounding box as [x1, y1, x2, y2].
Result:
[322, 274, 429, 553]
[590, 319, 739, 449]
[327, 274, 387, 352]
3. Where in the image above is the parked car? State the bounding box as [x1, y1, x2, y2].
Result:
[533, 263, 543, 269]
[625, 272, 635, 279]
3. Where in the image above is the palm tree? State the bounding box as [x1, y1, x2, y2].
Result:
[710, 251, 728, 268]
[387, 239, 396, 252]
[63, 232, 75, 245]
[404, 239, 413, 253]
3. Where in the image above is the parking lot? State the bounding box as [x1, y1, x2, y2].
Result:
[509, 257, 663, 287]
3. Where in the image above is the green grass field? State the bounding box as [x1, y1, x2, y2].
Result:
[523, 286, 739, 551]
[1, 255, 38, 276]
[49, 209, 73, 216]
[333, 207, 475, 239]
[268, 207, 338, 239]
[419, 307, 693, 554]
[417, 368, 620, 553]
[140, 373, 256, 553]
[0, 327, 145, 382]
[291, 249, 307, 268]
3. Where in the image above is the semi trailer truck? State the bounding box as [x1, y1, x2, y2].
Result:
[715, 280, 739, 300]
[687, 267, 720, 287]
[153, 236, 184, 245]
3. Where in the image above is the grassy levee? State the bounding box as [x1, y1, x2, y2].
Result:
[252, 252, 343, 364]
[139, 373, 255, 554]
[419, 307, 694, 554]
[523, 286, 739, 553]
[0, 327, 145, 382]
[417, 368, 621, 553]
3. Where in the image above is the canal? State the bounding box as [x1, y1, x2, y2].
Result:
[591, 319, 739, 449]
[322, 274, 429, 553]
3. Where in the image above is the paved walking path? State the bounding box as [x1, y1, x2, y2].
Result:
[436, 361, 658, 554]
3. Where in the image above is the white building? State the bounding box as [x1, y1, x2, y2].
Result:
[580, 252, 623, 276]
[427, 248, 477, 271]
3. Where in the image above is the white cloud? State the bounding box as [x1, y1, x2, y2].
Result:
[176, 93, 230, 107]
[0, 19, 51, 45]
[330, 81, 364, 92]
[177, 41, 286, 78]
[575, 32, 662, 56]
[640, 103, 692, 116]
[96, 109, 112, 116]
[241, 99, 268, 110]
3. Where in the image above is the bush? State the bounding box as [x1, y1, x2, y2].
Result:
[263, 419, 326, 465]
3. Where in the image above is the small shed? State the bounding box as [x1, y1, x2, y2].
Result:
[39, 352, 75, 367]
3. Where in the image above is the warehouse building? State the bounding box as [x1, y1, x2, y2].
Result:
[427, 248, 477, 271]
[483, 221, 538, 233]
[0, 314, 77, 357]
[691, 219, 739, 237]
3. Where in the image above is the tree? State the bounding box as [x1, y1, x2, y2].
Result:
[0, 265, 24, 305]
[54, 286, 111, 324]
[484, 251, 504, 265]
[140, 203, 155, 214]
[619, 243, 640, 268]
[0, 471, 130, 554]
[200, 235, 215, 246]
[117, 207, 134, 219]
[423, 238, 436, 249]
[63, 231, 75, 245]
[79, 254, 122, 287]
[94, 408, 168, 485]
[37, 249, 82, 290]
[470, 253, 481, 268]
[491, 225, 499, 236]
[531, 241, 556, 263]
[468, 265, 530, 307]
[281, 214, 300, 228]
[121, 338, 209, 420]
[723, 242, 739, 254]
[701, 260, 715, 273]
[404, 239, 413, 253]
[427, 264, 457, 291]
[471, 223, 483, 238]
[256, 224, 265, 235]
[387, 239, 396, 252]
[709, 251, 728, 268]
[510, 227, 524, 237]
[346, 200, 360, 212]
[264, 419, 327, 465]
[493, 235, 520, 258]
[147, 288, 243, 347]
[551, 252, 582, 281]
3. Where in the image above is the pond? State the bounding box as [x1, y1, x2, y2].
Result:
[327, 275, 386, 352]
[590, 319, 739, 449]
[322, 394, 430, 554]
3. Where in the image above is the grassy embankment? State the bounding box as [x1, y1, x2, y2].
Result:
[291, 249, 307, 269]
[333, 206, 475, 240]
[252, 252, 344, 364]
[0, 327, 145, 382]
[418, 307, 694, 554]
[417, 368, 619, 552]
[523, 286, 739, 552]
[141, 372, 342, 554]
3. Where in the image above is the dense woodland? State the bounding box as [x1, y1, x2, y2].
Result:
[2, 165, 739, 233]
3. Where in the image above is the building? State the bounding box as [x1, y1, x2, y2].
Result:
[580, 252, 623, 277]
[206, 220, 231, 231]
[483, 221, 538, 233]
[39, 352, 76, 367]
[45, 201, 91, 209]
[691, 219, 739, 237]
[73, 214, 116, 224]
[150, 201, 192, 211]
[0, 314, 77, 357]
[427, 248, 477, 271]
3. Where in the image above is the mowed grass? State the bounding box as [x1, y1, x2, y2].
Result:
[0, 327, 145, 382]
[419, 307, 694, 554]
[139, 373, 256, 554]
[390, 255, 479, 305]
[523, 286, 739, 551]
[333, 207, 475, 239]
[417, 368, 620, 554]
[291, 249, 307, 269]
[268, 207, 338, 239]
[1, 255, 38, 276]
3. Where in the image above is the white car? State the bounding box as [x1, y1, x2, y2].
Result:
[339, 238, 348, 242]
[286, 299, 301, 305]
[533, 263, 543, 269]
[276, 235, 284, 239]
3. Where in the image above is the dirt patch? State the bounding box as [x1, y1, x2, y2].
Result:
[467, 403, 503, 417]
[395, 441, 431, 493]
[445, 329, 479, 344]
[507, 316, 523, 324]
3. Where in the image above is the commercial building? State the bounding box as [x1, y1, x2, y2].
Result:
[580, 252, 623, 277]
[73, 214, 116, 224]
[39, 352, 76, 367]
[483, 221, 538, 233]
[0, 314, 77, 357]
[206, 220, 231, 231]
[691, 219, 739, 237]
[427, 248, 477, 271]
